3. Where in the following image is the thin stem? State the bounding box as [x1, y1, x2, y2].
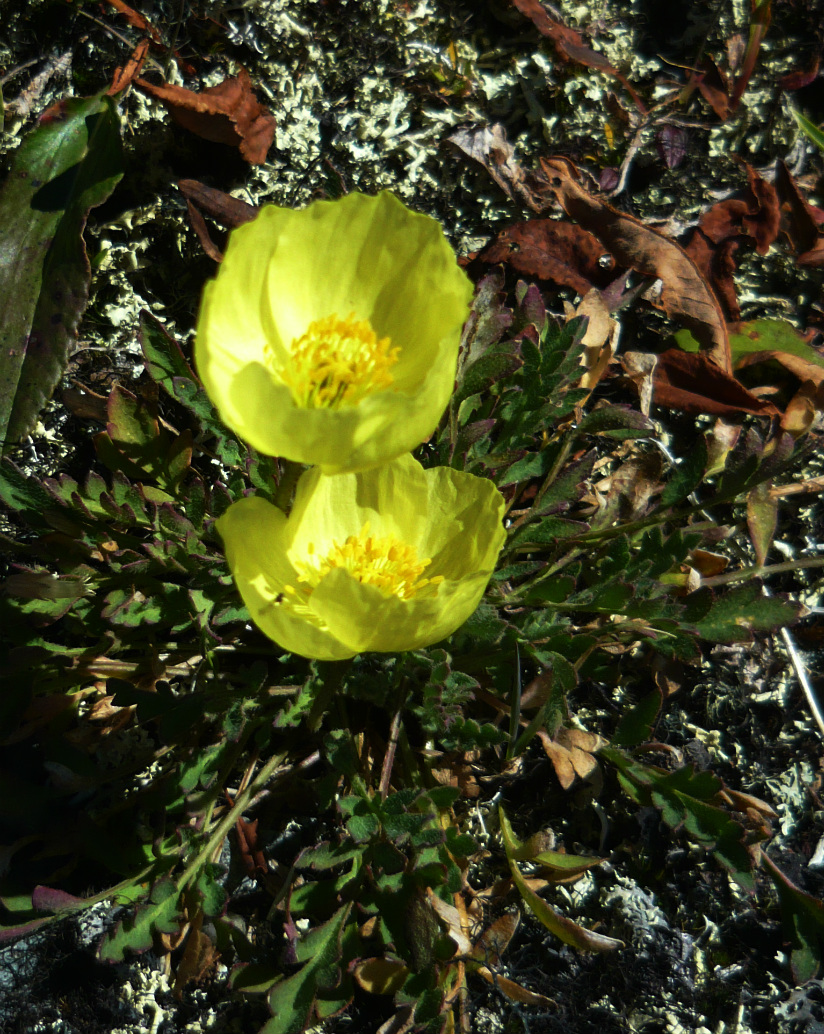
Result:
[176, 749, 288, 892]
[379, 702, 404, 802]
[700, 555, 824, 588]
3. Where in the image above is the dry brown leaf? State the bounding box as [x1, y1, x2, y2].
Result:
[653, 348, 780, 418]
[508, 0, 646, 113]
[475, 968, 557, 1008]
[684, 163, 780, 322]
[692, 56, 732, 120]
[570, 290, 617, 393]
[540, 158, 732, 373]
[621, 352, 657, 416]
[447, 123, 543, 209]
[108, 38, 150, 96]
[537, 727, 606, 789]
[135, 69, 276, 164]
[376, 1005, 416, 1034]
[774, 160, 824, 266]
[478, 218, 616, 294]
[780, 380, 824, 437]
[103, 0, 162, 42]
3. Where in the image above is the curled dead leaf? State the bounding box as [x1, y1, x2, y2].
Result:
[479, 218, 616, 295]
[508, 0, 646, 112]
[540, 158, 732, 373]
[447, 123, 543, 210]
[653, 348, 780, 418]
[135, 69, 275, 164]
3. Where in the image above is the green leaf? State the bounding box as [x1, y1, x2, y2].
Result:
[728, 318, 824, 368]
[762, 852, 824, 983]
[98, 878, 181, 962]
[499, 807, 623, 952]
[693, 582, 801, 644]
[792, 108, 824, 153]
[613, 689, 662, 748]
[660, 437, 707, 507]
[602, 747, 755, 890]
[0, 94, 123, 450]
[140, 310, 196, 395]
[262, 905, 353, 1034]
[575, 405, 653, 439]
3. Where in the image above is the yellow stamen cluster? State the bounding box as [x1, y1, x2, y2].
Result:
[272, 313, 400, 409]
[282, 523, 443, 606]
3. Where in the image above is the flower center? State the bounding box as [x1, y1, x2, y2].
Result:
[273, 313, 400, 409]
[285, 523, 443, 604]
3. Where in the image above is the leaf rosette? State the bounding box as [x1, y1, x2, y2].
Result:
[216, 454, 506, 660]
[195, 191, 473, 472]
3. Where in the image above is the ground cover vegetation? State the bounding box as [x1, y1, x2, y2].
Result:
[1, 1, 824, 1032]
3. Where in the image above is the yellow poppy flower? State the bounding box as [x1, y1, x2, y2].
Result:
[195, 191, 473, 473]
[216, 455, 506, 660]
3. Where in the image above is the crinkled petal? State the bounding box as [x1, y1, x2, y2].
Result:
[216, 496, 354, 661]
[195, 192, 473, 473]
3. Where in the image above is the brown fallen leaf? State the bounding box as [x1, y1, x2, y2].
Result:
[774, 160, 824, 267]
[698, 162, 780, 256]
[108, 38, 150, 96]
[508, 0, 646, 113]
[478, 218, 617, 295]
[447, 123, 544, 210]
[652, 348, 780, 418]
[683, 162, 780, 322]
[537, 727, 606, 790]
[103, 0, 162, 43]
[690, 56, 732, 121]
[135, 68, 276, 164]
[178, 179, 259, 261]
[567, 290, 618, 393]
[540, 157, 733, 373]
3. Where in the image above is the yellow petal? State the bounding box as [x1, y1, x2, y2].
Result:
[196, 192, 473, 473]
[216, 455, 505, 660]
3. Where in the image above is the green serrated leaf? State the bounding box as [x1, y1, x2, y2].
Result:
[694, 582, 800, 643]
[140, 310, 196, 394]
[262, 905, 353, 1034]
[613, 690, 662, 748]
[98, 878, 181, 962]
[576, 405, 653, 439]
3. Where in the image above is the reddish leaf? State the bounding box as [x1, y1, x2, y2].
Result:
[102, 0, 162, 42]
[540, 157, 732, 372]
[779, 54, 820, 92]
[774, 161, 824, 267]
[684, 231, 741, 322]
[478, 218, 617, 294]
[655, 124, 689, 170]
[730, 0, 771, 110]
[692, 57, 731, 121]
[653, 348, 780, 417]
[508, 0, 646, 112]
[108, 38, 150, 96]
[178, 179, 258, 261]
[135, 69, 276, 164]
[683, 162, 780, 321]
